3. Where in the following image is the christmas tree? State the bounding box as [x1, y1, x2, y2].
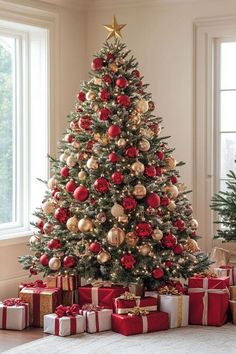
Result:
[19, 17, 210, 289]
[211, 167, 236, 242]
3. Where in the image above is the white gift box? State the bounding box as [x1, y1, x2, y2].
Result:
[44, 314, 84, 336]
[214, 267, 236, 286]
[80, 309, 112, 333]
[0, 303, 29, 330]
[159, 294, 189, 328]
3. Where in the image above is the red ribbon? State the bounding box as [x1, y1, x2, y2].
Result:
[80, 304, 102, 332]
[54, 316, 77, 335]
[20, 280, 46, 288]
[55, 304, 80, 318]
[2, 298, 29, 329]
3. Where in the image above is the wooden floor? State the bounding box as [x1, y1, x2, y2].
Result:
[0, 327, 47, 353]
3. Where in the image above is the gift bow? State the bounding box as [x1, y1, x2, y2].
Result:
[128, 306, 149, 316]
[158, 285, 181, 295]
[21, 280, 46, 288]
[194, 271, 217, 278]
[3, 298, 29, 307]
[81, 303, 104, 312]
[117, 291, 140, 301]
[55, 304, 80, 318]
[91, 280, 113, 288]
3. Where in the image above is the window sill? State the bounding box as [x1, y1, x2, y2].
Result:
[0, 231, 32, 247]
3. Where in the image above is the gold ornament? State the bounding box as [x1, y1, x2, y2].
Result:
[131, 161, 145, 175]
[190, 219, 198, 229]
[48, 177, 58, 190]
[94, 78, 102, 86]
[104, 16, 126, 40]
[86, 156, 99, 169]
[109, 63, 118, 73]
[129, 114, 141, 128]
[133, 183, 147, 199]
[29, 235, 39, 245]
[111, 203, 125, 218]
[97, 250, 111, 264]
[59, 153, 69, 162]
[164, 156, 176, 170]
[152, 228, 163, 241]
[140, 127, 155, 139]
[42, 200, 56, 214]
[135, 99, 149, 113]
[118, 215, 129, 224]
[167, 201, 176, 212]
[107, 227, 125, 247]
[96, 212, 106, 223]
[138, 138, 150, 152]
[66, 155, 76, 167]
[49, 257, 61, 271]
[117, 138, 126, 148]
[126, 232, 138, 247]
[100, 134, 109, 146]
[66, 216, 79, 233]
[78, 218, 93, 232]
[86, 90, 95, 101]
[164, 184, 179, 199]
[184, 237, 200, 253]
[43, 222, 54, 235]
[78, 170, 87, 180]
[139, 244, 152, 256]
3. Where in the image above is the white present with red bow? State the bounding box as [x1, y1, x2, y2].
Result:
[79, 304, 112, 333]
[0, 298, 29, 330]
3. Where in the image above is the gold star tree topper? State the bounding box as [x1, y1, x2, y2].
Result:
[104, 16, 126, 40]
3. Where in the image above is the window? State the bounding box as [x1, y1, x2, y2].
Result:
[0, 20, 49, 237]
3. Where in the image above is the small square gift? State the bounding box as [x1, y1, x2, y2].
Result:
[79, 304, 112, 333]
[112, 307, 169, 336]
[44, 304, 84, 336]
[114, 292, 158, 314]
[0, 298, 29, 330]
[188, 274, 229, 326]
[214, 266, 236, 286]
[18, 280, 46, 296]
[47, 275, 80, 291]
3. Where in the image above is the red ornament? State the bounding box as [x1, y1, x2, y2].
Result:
[156, 151, 165, 160]
[48, 239, 61, 250]
[125, 146, 139, 158]
[108, 124, 121, 138]
[66, 134, 74, 143]
[165, 261, 174, 268]
[191, 231, 197, 238]
[54, 208, 69, 224]
[40, 254, 49, 266]
[77, 91, 86, 102]
[51, 188, 59, 197]
[89, 241, 101, 254]
[102, 74, 112, 84]
[135, 222, 153, 238]
[174, 220, 186, 231]
[37, 219, 44, 231]
[87, 140, 96, 151]
[106, 53, 114, 60]
[60, 166, 69, 178]
[91, 57, 103, 71]
[132, 69, 140, 77]
[152, 267, 164, 279]
[109, 152, 119, 163]
[99, 107, 112, 121]
[99, 89, 110, 101]
[66, 180, 77, 193]
[120, 253, 136, 270]
[79, 115, 92, 131]
[116, 77, 128, 88]
[122, 196, 137, 211]
[146, 193, 160, 208]
[111, 171, 124, 185]
[173, 244, 184, 255]
[117, 94, 131, 107]
[144, 165, 156, 178]
[161, 196, 170, 206]
[94, 177, 110, 193]
[73, 185, 89, 202]
[162, 233, 177, 249]
[63, 256, 77, 268]
[170, 175, 178, 184]
[156, 167, 163, 177]
[30, 266, 38, 275]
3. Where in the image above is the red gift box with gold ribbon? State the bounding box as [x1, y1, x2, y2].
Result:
[188, 276, 230, 326]
[0, 298, 29, 330]
[114, 293, 158, 314]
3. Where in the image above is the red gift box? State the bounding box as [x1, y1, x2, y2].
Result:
[114, 296, 158, 314]
[78, 284, 128, 309]
[112, 311, 169, 336]
[188, 276, 230, 326]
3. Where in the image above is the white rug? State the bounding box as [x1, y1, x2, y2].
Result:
[1, 324, 236, 354]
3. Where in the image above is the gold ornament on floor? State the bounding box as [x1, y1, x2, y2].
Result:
[42, 200, 56, 214]
[86, 156, 98, 170]
[139, 244, 152, 256]
[66, 155, 76, 168]
[107, 227, 125, 247]
[135, 99, 149, 113]
[109, 63, 118, 73]
[184, 237, 200, 253]
[97, 250, 111, 264]
[117, 138, 126, 148]
[78, 170, 87, 181]
[164, 184, 179, 199]
[96, 212, 107, 223]
[167, 201, 176, 212]
[164, 156, 176, 170]
[103, 16, 126, 40]
[118, 215, 129, 224]
[133, 183, 147, 199]
[48, 257, 61, 271]
[131, 161, 145, 175]
[66, 216, 79, 233]
[138, 138, 150, 152]
[152, 228, 163, 241]
[48, 177, 58, 190]
[111, 203, 125, 218]
[190, 219, 198, 229]
[78, 218, 93, 232]
[126, 232, 138, 247]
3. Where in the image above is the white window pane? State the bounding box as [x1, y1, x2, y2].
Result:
[0, 36, 15, 225]
[220, 133, 236, 179]
[219, 180, 228, 193]
[220, 91, 236, 131]
[221, 42, 236, 89]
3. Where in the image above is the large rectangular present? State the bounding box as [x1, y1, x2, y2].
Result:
[188, 276, 229, 326]
[112, 311, 169, 336]
[114, 293, 158, 314]
[159, 294, 189, 328]
[46, 275, 80, 291]
[44, 314, 84, 336]
[78, 284, 128, 309]
[214, 266, 236, 286]
[0, 298, 29, 330]
[19, 287, 61, 327]
[79, 306, 112, 333]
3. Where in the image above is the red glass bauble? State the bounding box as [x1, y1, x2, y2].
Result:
[73, 186, 89, 202]
[51, 188, 59, 197]
[54, 208, 69, 224]
[79, 115, 92, 131]
[108, 124, 121, 138]
[165, 261, 174, 268]
[111, 171, 124, 185]
[108, 152, 119, 163]
[146, 193, 160, 208]
[63, 255, 77, 268]
[76, 91, 86, 102]
[156, 151, 165, 160]
[48, 239, 61, 250]
[120, 253, 136, 270]
[122, 196, 137, 211]
[135, 222, 153, 238]
[156, 167, 163, 177]
[30, 266, 38, 275]
[162, 233, 177, 249]
[99, 107, 112, 121]
[66, 180, 77, 193]
[94, 177, 110, 193]
[37, 219, 44, 231]
[91, 57, 103, 71]
[89, 241, 101, 254]
[66, 134, 74, 143]
[173, 244, 184, 255]
[116, 77, 128, 88]
[40, 254, 49, 266]
[161, 196, 170, 206]
[102, 74, 112, 84]
[117, 94, 131, 107]
[106, 53, 114, 60]
[144, 165, 156, 178]
[171, 175, 178, 184]
[132, 69, 140, 77]
[174, 220, 186, 231]
[152, 267, 164, 279]
[87, 140, 96, 151]
[60, 166, 69, 178]
[125, 146, 139, 158]
[99, 89, 110, 101]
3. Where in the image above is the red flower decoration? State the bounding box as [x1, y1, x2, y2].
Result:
[120, 253, 136, 270]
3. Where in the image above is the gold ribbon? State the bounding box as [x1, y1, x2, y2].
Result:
[194, 271, 218, 278]
[117, 291, 140, 301]
[91, 280, 113, 288]
[128, 306, 149, 316]
[177, 296, 183, 327]
[158, 286, 181, 295]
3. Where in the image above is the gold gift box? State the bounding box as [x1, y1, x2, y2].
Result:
[46, 275, 80, 291]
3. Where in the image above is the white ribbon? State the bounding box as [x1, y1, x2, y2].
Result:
[91, 288, 99, 306]
[141, 315, 148, 333]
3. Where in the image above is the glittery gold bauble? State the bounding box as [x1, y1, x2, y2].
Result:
[109, 63, 118, 73]
[111, 203, 124, 218]
[78, 218, 93, 232]
[131, 161, 145, 174]
[118, 215, 129, 224]
[66, 216, 79, 232]
[164, 156, 176, 170]
[96, 212, 106, 223]
[49, 257, 61, 271]
[139, 244, 152, 256]
[86, 156, 98, 169]
[66, 155, 76, 167]
[94, 78, 102, 85]
[97, 250, 111, 264]
[86, 90, 95, 100]
[59, 153, 69, 162]
[190, 219, 198, 229]
[138, 138, 150, 152]
[117, 138, 126, 148]
[42, 200, 56, 214]
[167, 201, 176, 212]
[184, 237, 200, 253]
[48, 177, 58, 190]
[152, 228, 163, 241]
[140, 127, 154, 139]
[129, 114, 141, 128]
[78, 170, 87, 180]
[164, 185, 179, 199]
[99, 134, 109, 146]
[43, 222, 54, 235]
[148, 101, 155, 111]
[133, 183, 147, 199]
[126, 232, 138, 247]
[107, 227, 125, 247]
[136, 99, 149, 113]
